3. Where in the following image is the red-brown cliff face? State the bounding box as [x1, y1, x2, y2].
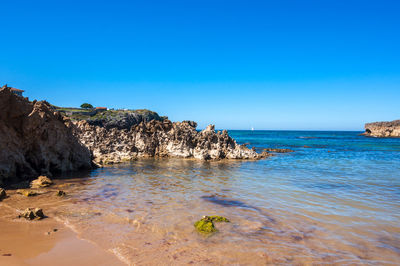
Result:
[0, 86, 92, 186]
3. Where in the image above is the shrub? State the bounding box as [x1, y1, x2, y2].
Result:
[80, 103, 93, 109]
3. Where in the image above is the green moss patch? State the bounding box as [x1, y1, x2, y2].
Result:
[194, 215, 230, 234]
[208, 215, 230, 222]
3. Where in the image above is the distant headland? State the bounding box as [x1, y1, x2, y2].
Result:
[362, 119, 400, 138]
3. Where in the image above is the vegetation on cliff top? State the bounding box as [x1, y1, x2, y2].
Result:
[53, 105, 165, 129]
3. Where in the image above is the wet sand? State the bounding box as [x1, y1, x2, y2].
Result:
[0, 218, 124, 266]
[0, 185, 124, 266]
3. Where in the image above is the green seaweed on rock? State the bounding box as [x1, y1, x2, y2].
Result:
[194, 215, 230, 234]
[208, 215, 230, 222]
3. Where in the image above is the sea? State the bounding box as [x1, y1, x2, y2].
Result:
[39, 131, 400, 264]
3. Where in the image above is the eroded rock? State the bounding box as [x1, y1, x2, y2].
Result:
[56, 190, 66, 197]
[31, 176, 53, 188]
[19, 208, 45, 220]
[0, 86, 92, 186]
[74, 120, 271, 164]
[0, 188, 6, 201]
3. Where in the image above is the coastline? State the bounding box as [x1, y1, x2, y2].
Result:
[0, 136, 399, 265]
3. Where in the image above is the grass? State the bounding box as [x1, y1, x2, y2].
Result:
[57, 106, 162, 123]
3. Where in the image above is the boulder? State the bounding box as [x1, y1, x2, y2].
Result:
[31, 176, 53, 188]
[56, 190, 66, 197]
[19, 208, 45, 220]
[0, 188, 6, 200]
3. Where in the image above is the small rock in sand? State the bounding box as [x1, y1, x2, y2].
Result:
[0, 188, 6, 200]
[19, 208, 45, 220]
[45, 229, 58, 235]
[56, 190, 66, 197]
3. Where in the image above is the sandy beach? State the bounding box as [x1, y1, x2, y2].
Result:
[0, 183, 124, 266]
[0, 218, 124, 266]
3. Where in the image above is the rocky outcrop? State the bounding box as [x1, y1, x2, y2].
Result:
[19, 208, 45, 220]
[0, 84, 271, 184]
[74, 120, 271, 164]
[0, 86, 92, 186]
[30, 175, 53, 188]
[363, 120, 400, 138]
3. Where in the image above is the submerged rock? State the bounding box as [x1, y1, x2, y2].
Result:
[31, 176, 53, 188]
[194, 215, 230, 234]
[0, 188, 6, 200]
[17, 189, 38, 197]
[263, 148, 294, 153]
[56, 190, 66, 197]
[19, 208, 45, 220]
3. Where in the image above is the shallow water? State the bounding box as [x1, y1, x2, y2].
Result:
[18, 131, 400, 264]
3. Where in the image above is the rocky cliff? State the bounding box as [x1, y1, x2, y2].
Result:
[363, 120, 400, 138]
[74, 119, 270, 164]
[0, 86, 92, 185]
[0, 85, 271, 184]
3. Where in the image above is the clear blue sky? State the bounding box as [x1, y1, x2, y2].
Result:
[1, 0, 399, 130]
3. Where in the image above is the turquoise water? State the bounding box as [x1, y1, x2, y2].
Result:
[57, 131, 400, 265]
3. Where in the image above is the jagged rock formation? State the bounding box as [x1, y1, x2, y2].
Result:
[0, 86, 92, 186]
[363, 120, 400, 138]
[74, 120, 270, 164]
[0, 84, 271, 184]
